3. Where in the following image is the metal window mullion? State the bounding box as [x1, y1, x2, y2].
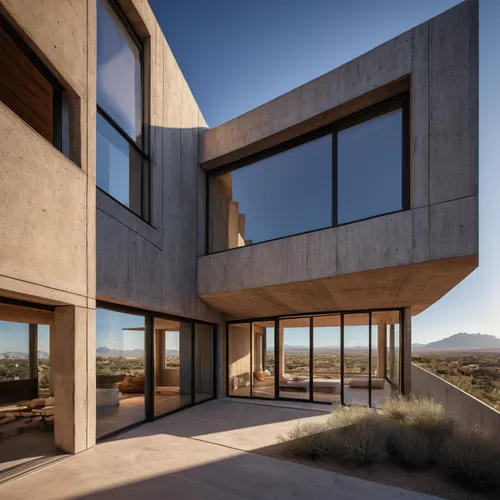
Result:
[340, 314, 345, 405]
[191, 322, 195, 406]
[309, 317, 313, 402]
[368, 312, 372, 408]
[274, 319, 279, 399]
[144, 314, 154, 421]
[249, 323, 253, 398]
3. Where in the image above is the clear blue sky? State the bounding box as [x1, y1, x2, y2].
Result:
[150, 0, 500, 344]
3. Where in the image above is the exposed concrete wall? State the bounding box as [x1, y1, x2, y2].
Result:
[197, 1, 478, 320]
[0, 0, 97, 453]
[95, 0, 220, 324]
[412, 364, 500, 436]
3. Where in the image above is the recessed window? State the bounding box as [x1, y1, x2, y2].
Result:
[208, 96, 408, 253]
[96, 0, 149, 219]
[0, 15, 69, 156]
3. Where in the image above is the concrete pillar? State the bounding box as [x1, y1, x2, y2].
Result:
[49, 325, 56, 396]
[389, 324, 396, 383]
[279, 324, 285, 379]
[403, 307, 412, 395]
[154, 329, 165, 387]
[179, 322, 192, 397]
[29, 324, 38, 380]
[54, 305, 95, 454]
[376, 322, 386, 377]
[217, 323, 225, 398]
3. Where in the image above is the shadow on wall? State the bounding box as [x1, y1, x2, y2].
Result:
[96, 124, 217, 321]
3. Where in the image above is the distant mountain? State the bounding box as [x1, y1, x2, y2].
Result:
[413, 333, 500, 351]
[96, 347, 179, 357]
[0, 350, 48, 359]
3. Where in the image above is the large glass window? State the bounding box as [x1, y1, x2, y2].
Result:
[153, 318, 192, 416]
[337, 109, 403, 225]
[227, 309, 403, 408]
[96, 0, 148, 219]
[208, 97, 407, 253]
[209, 135, 332, 253]
[313, 315, 341, 403]
[279, 317, 310, 401]
[95, 308, 145, 439]
[228, 323, 251, 397]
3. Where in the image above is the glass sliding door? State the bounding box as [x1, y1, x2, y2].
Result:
[313, 315, 341, 403]
[228, 323, 251, 397]
[279, 317, 310, 400]
[252, 321, 275, 399]
[153, 318, 192, 416]
[194, 323, 214, 404]
[96, 308, 145, 439]
[343, 313, 370, 406]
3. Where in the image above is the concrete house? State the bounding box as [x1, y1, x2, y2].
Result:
[0, 0, 478, 470]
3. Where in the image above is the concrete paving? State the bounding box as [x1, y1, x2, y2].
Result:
[0, 400, 445, 500]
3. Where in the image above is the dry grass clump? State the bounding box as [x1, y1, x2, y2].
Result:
[277, 421, 331, 460]
[441, 426, 500, 492]
[386, 424, 438, 469]
[331, 419, 388, 467]
[326, 404, 376, 429]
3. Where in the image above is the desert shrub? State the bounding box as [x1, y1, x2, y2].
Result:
[326, 404, 376, 429]
[330, 419, 388, 467]
[277, 421, 331, 460]
[441, 427, 500, 492]
[386, 424, 438, 469]
[381, 395, 453, 440]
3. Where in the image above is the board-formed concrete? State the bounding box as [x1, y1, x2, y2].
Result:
[197, 0, 479, 319]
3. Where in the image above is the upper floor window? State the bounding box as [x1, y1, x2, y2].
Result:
[0, 14, 69, 156]
[96, 0, 149, 220]
[207, 95, 408, 253]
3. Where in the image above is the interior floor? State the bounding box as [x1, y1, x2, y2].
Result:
[96, 390, 214, 438]
[232, 378, 395, 408]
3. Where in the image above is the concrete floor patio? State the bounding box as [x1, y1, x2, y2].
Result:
[0, 399, 446, 500]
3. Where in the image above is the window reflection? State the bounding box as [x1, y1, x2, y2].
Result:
[338, 110, 403, 225]
[97, 0, 142, 144]
[209, 135, 332, 253]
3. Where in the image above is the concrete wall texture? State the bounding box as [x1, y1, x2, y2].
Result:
[0, 0, 479, 454]
[412, 364, 500, 436]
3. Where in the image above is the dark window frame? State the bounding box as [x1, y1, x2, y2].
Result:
[226, 307, 405, 408]
[96, 0, 151, 222]
[206, 93, 410, 254]
[95, 300, 218, 441]
[0, 13, 68, 156]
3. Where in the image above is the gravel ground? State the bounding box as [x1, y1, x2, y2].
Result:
[256, 442, 497, 500]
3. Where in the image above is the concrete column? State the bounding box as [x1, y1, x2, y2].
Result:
[179, 322, 192, 397]
[389, 324, 396, 383]
[49, 325, 56, 396]
[154, 329, 165, 387]
[217, 323, 225, 398]
[54, 305, 95, 454]
[403, 307, 412, 395]
[279, 324, 285, 379]
[29, 324, 38, 380]
[376, 322, 386, 377]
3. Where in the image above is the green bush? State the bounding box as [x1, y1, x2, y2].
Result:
[441, 427, 500, 492]
[326, 404, 376, 429]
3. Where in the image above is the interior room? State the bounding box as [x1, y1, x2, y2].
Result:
[227, 310, 402, 407]
[0, 303, 59, 475]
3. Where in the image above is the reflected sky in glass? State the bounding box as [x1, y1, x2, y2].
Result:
[97, 0, 141, 143]
[338, 110, 402, 225]
[96, 308, 145, 351]
[231, 134, 332, 244]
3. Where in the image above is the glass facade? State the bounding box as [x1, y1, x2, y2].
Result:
[96, 305, 216, 438]
[227, 309, 403, 407]
[208, 96, 407, 253]
[96, 0, 148, 218]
